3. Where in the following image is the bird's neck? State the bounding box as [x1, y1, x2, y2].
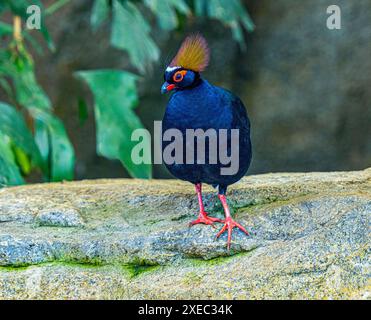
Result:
[190, 73, 202, 88]
[178, 73, 203, 92]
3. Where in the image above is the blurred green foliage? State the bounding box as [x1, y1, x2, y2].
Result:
[0, 0, 253, 186]
[76, 70, 151, 179]
[0, 1, 74, 186]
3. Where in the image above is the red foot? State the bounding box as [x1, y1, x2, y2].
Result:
[216, 217, 249, 250]
[190, 183, 222, 228]
[189, 212, 222, 227]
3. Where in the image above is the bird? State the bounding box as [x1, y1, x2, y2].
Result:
[161, 34, 252, 249]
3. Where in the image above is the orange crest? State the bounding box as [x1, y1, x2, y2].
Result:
[170, 34, 210, 72]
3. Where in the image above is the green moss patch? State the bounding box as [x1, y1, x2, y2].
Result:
[124, 264, 160, 278]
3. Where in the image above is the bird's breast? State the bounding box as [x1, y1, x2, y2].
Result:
[164, 85, 231, 130]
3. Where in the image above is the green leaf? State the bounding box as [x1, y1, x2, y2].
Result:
[5, 0, 54, 50]
[12, 54, 51, 111]
[0, 50, 15, 77]
[193, 0, 208, 16]
[2, 44, 50, 111]
[90, 0, 110, 31]
[0, 101, 42, 168]
[144, 0, 190, 30]
[33, 118, 49, 171]
[0, 134, 24, 186]
[34, 111, 75, 182]
[75, 70, 152, 179]
[78, 98, 89, 126]
[13, 145, 32, 175]
[0, 78, 13, 97]
[0, 21, 12, 37]
[110, 0, 160, 73]
[77, 97, 89, 126]
[45, 0, 71, 16]
[193, 0, 254, 49]
[6, 45, 74, 182]
[239, 6, 255, 32]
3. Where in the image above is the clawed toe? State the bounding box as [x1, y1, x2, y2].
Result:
[216, 217, 249, 250]
[189, 213, 222, 227]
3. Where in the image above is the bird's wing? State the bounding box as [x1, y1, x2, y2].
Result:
[230, 95, 251, 134]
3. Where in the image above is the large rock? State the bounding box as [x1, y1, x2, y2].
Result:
[0, 169, 370, 299]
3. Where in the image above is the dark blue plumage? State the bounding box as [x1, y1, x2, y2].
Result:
[161, 34, 252, 249]
[162, 78, 252, 194]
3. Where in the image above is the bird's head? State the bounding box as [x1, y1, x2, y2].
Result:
[161, 34, 210, 94]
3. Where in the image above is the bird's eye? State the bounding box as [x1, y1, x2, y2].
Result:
[173, 70, 186, 83]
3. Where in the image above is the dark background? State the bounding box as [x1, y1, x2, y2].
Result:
[3, 0, 371, 180]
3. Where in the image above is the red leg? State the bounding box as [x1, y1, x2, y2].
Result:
[189, 183, 222, 227]
[216, 194, 249, 249]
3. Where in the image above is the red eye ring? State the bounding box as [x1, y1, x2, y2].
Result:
[173, 70, 187, 83]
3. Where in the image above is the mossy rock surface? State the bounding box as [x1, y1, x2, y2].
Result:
[0, 169, 370, 299]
